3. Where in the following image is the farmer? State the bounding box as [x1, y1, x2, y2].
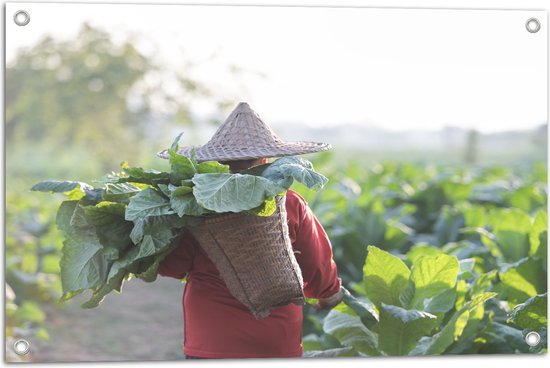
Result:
[157, 102, 343, 359]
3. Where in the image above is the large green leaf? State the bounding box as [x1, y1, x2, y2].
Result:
[406, 244, 443, 265]
[363, 200, 386, 246]
[374, 304, 438, 356]
[31, 180, 92, 194]
[129, 214, 191, 245]
[411, 292, 497, 355]
[499, 257, 547, 305]
[192, 173, 286, 213]
[490, 208, 532, 262]
[535, 231, 547, 273]
[56, 200, 79, 234]
[59, 228, 111, 300]
[69, 202, 92, 228]
[458, 258, 475, 276]
[170, 191, 208, 217]
[433, 206, 463, 246]
[363, 246, 410, 307]
[495, 230, 530, 263]
[442, 181, 472, 203]
[470, 183, 508, 206]
[94, 171, 129, 185]
[82, 202, 133, 250]
[261, 156, 328, 191]
[135, 258, 159, 283]
[423, 288, 458, 314]
[408, 254, 459, 310]
[80, 247, 141, 308]
[460, 227, 502, 259]
[341, 287, 379, 329]
[508, 185, 546, 213]
[103, 183, 142, 202]
[469, 270, 497, 297]
[301, 334, 321, 351]
[447, 302, 486, 354]
[530, 211, 548, 272]
[383, 220, 413, 251]
[135, 242, 179, 283]
[323, 310, 380, 356]
[481, 322, 531, 354]
[530, 210, 548, 253]
[56, 200, 128, 303]
[440, 240, 487, 260]
[106, 247, 141, 289]
[80, 268, 128, 309]
[169, 150, 196, 184]
[462, 204, 487, 228]
[136, 228, 178, 260]
[120, 163, 171, 184]
[172, 183, 193, 195]
[125, 188, 174, 221]
[507, 293, 547, 330]
[31, 180, 93, 200]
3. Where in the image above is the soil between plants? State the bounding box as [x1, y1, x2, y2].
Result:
[30, 277, 186, 363]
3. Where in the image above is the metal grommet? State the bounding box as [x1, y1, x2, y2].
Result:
[13, 339, 30, 355]
[526, 18, 541, 33]
[525, 331, 541, 347]
[14, 10, 30, 26]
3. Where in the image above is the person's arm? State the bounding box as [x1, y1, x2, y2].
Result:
[157, 231, 197, 279]
[287, 191, 343, 310]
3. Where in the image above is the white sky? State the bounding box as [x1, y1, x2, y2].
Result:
[5, 2, 548, 132]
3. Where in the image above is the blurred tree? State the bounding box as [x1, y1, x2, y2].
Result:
[6, 23, 220, 169]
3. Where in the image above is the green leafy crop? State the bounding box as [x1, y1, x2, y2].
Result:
[31, 134, 328, 308]
[316, 246, 497, 356]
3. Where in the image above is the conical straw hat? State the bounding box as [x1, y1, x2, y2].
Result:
[158, 102, 331, 162]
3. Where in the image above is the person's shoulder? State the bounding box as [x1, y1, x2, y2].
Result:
[285, 190, 309, 225]
[286, 189, 308, 208]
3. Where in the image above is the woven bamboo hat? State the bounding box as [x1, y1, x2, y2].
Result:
[158, 102, 331, 162]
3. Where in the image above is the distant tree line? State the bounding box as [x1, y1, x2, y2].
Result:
[6, 23, 228, 169]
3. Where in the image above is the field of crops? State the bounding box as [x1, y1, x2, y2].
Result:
[6, 185, 64, 362]
[296, 154, 547, 356]
[5, 153, 547, 360]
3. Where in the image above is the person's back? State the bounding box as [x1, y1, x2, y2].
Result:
[156, 102, 343, 358]
[159, 190, 341, 358]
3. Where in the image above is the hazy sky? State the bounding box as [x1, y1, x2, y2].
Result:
[5, 2, 547, 132]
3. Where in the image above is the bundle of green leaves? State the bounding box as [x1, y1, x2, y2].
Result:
[31, 134, 328, 308]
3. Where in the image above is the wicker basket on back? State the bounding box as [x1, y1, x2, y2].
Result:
[188, 195, 305, 319]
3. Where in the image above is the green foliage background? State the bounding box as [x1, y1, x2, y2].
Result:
[296, 156, 547, 356]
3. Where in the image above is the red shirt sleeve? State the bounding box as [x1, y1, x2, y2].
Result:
[286, 190, 341, 299]
[157, 232, 197, 279]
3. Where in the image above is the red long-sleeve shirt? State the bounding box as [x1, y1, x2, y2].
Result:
[158, 189, 341, 358]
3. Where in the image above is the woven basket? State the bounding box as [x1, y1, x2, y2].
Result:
[188, 195, 305, 319]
